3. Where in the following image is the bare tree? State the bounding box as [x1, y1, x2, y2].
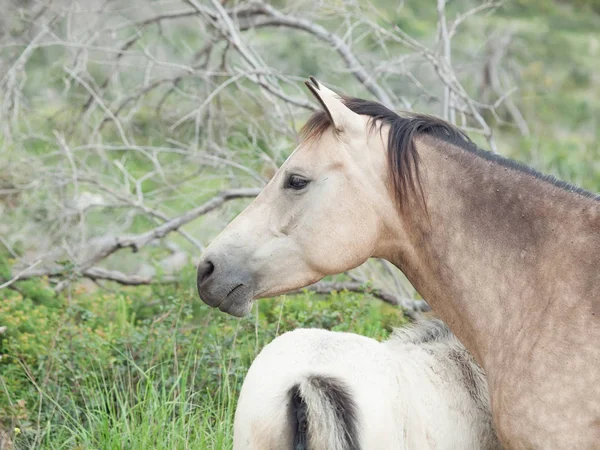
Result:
[0, 0, 526, 315]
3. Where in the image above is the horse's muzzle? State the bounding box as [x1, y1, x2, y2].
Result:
[196, 254, 254, 317]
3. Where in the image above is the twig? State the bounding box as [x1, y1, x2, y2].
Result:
[247, 3, 396, 108]
[437, 0, 452, 121]
[0, 260, 42, 289]
[448, 1, 502, 40]
[63, 66, 131, 146]
[294, 280, 430, 313]
[0, 236, 19, 259]
[83, 267, 177, 285]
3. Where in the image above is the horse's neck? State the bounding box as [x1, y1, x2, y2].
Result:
[388, 138, 600, 371]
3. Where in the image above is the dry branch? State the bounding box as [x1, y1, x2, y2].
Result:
[4, 189, 260, 283]
[245, 3, 396, 108]
[0, 260, 42, 290]
[83, 267, 177, 285]
[297, 281, 430, 313]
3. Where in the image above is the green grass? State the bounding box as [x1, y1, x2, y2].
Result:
[27, 351, 238, 449]
[0, 267, 404, 449]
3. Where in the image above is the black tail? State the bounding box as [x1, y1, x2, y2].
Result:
[289, 375, 361, 450]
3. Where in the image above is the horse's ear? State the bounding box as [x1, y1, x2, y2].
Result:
[304, 77, 361, 132]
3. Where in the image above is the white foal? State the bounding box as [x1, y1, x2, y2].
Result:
[234, 319, 500, 450]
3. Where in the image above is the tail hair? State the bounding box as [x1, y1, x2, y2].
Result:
[289, 375, 361, 450]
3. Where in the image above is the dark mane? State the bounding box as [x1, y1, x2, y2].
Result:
[301, 97, 599, 208]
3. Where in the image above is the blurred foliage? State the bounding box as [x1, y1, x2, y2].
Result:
[560, 0, 600, 14]
[487, 1, 600, 192]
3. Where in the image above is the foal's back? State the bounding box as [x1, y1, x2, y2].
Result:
[385, 320, 499, 449]
[234, 320, 500, 449]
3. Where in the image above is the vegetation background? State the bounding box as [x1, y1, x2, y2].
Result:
[0, 0, 598, 448]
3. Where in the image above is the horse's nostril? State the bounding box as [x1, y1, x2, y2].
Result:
[197, 260, 215, 285]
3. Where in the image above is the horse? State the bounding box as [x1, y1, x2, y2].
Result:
[197, 78, 600, 449]
[234, 319, 500, 450]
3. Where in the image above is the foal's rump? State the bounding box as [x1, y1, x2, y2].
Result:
[234, 371, 361, 450]
[233, 329, 396, 450]
[234, 323, 500, 450]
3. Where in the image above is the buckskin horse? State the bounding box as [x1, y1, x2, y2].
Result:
[197, 78, 600, 449]
[234, 319, 500, 449]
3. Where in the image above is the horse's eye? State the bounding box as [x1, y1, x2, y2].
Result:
[285, 174, 310, 191]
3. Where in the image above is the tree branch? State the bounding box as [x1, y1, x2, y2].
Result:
[83, 267, 177, 285]
[296, 280, 430, 313]
[4, 188, 261, 283]
[0, 260, 42, 290]
[245, 3, 396, 108]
